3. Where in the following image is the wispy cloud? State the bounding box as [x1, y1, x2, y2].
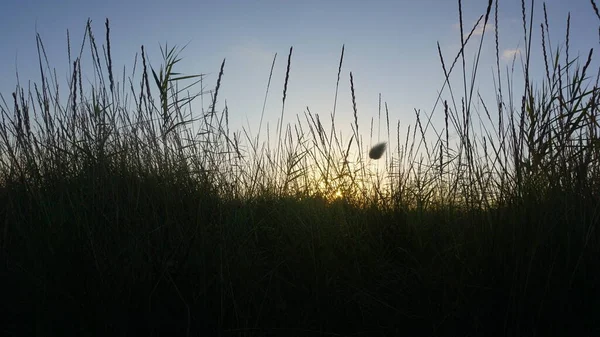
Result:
[453, 22, 495, 36]
[501, 48, 521, 61]
[474, 22, 494, 36]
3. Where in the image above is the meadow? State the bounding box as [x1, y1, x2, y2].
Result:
[1, 0, 599, 336]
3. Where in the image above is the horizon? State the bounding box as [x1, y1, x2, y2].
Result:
[0, 0, 598, 184]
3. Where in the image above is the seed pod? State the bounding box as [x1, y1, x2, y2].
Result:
[369, 142, 386, 160]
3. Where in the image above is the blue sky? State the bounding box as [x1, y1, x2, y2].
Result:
[0, 0, 598, 158]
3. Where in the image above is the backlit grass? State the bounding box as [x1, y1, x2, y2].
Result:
[1, 1, 599, 336]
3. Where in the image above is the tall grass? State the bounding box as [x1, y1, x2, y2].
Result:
[1, 0, 599, 336]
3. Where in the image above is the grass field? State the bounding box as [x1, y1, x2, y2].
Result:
[1, 0, 599, 336]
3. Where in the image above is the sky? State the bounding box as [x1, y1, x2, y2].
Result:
[0, 0, 598, 162]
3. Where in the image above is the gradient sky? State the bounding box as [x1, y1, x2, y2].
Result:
[1, 0, 598, 158]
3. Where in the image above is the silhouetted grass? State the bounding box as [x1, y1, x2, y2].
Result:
[1, 0, 599, 336]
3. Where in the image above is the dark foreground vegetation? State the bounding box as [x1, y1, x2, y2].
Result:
[1, 1, 599, 336]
